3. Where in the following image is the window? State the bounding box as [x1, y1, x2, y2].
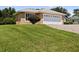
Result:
[44, 14, 50, 17]
[26, 13, 34, 17]
[46, 15, 48, 17]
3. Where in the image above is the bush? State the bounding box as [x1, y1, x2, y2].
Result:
[0, 17, 4, 25]
[3, 17, 16, 24]
[28, 15, 40, 24]
[0, 17, 16, 25]
[64, 21, 73, 24]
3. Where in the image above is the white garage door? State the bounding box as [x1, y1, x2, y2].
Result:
[43, 14, 62, 24]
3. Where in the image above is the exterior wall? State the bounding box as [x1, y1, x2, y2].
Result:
[36, 14, 43, 24]
[42, 14, 64, 24]
[57, 15, 63, 24]
[61, 15, 64, 24]
[16, 12, 43, 24]
[16, 13, 31, 24]
[16, 12, 64, 24]
[36, 18, 43, 24]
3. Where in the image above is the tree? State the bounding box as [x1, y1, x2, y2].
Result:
[51, 6, 70, 17]
[1, 7, 16, 17]
[2, 8, 8, 17]
[73, 9, 79, 16]
[8, 7, 16, 17]
[0, 7, 16, 24]
[0, 10, 2, 17]
[72, 9, 79, 24]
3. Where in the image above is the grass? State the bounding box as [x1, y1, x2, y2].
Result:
[0, 24, 79, 52]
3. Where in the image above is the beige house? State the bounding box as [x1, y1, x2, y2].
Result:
[16, 9, 65, 24]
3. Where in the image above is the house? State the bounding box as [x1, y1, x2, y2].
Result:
[71, 15, 79, 24]
[16, 9, 65, 24]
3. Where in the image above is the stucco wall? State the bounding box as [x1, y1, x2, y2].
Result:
[16, 12, 64, 24]
[16, 12, 43, 24]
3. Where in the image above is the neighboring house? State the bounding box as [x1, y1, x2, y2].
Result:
[71, 16, 79, 24]
[16, 9, 65, 24]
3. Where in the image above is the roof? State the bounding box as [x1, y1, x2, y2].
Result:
[17, 8, 65, 15]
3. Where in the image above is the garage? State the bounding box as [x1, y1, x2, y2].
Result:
[43, 14, 63, 24]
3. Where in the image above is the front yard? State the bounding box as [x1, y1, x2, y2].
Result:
[0, 24, 79, 52]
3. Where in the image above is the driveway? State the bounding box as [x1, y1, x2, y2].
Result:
[47, 24, 79, 34]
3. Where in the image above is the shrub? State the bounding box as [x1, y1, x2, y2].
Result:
[0, 17, 16, 25]
[3, 17, 16, 24]
[28, 15, 40, 24]
[0, 17, 4, 25]
[64, 21, 73, 24]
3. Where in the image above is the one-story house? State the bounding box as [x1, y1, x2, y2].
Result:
[16, 9, 65, 24]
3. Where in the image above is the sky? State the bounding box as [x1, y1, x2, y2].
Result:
[0, 6, 79, 15]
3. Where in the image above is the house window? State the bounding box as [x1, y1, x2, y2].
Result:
[26, 13, 34, 20]
[44, 14, 50, 17]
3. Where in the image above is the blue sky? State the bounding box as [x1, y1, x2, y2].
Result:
[0, 6, 79, 15]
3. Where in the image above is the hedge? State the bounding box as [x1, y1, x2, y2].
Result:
[0, 17, 16, 25]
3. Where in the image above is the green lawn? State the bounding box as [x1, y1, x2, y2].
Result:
[0, 24, 79, 52]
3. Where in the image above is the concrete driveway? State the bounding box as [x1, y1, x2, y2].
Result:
[47, 24, 79, 34]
